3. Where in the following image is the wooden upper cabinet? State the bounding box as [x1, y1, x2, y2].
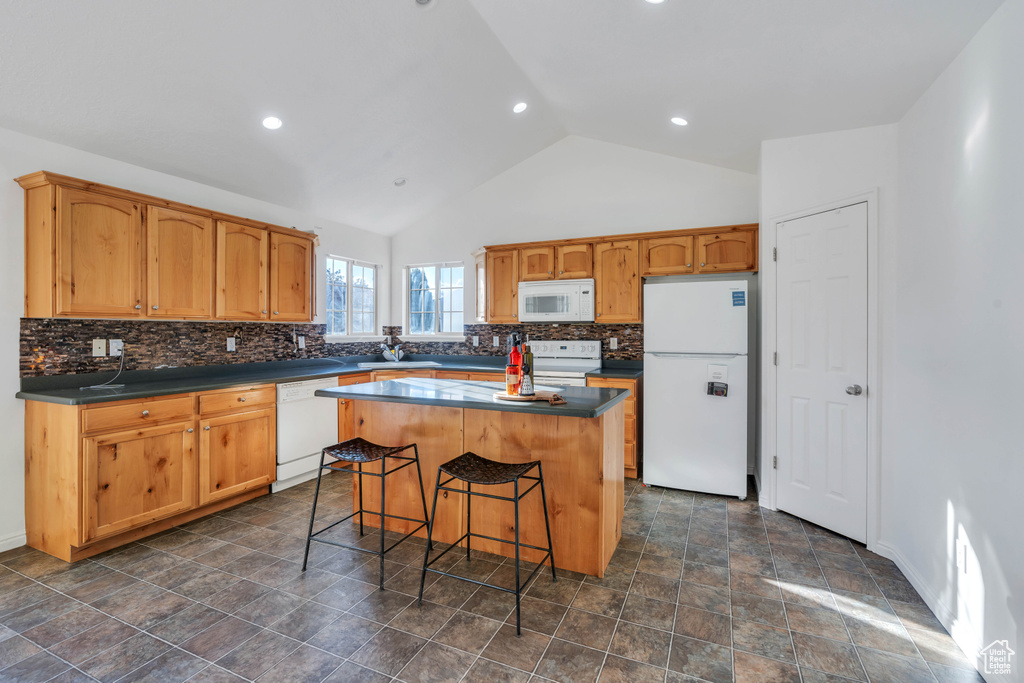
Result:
[593, 240, 641, 323]
[146, 207, 213, 318]
[556, 244, 593, 279]
[269, 232, 314, 322]
[55, 187, 143, 317]
[697, 230, 756, 273]
[216, 221, 268, 320]
[81, 421, 196, 542]
[520, 247, 554, 281]
[641, 235, 694, 276]
[486, 249, 519, 323]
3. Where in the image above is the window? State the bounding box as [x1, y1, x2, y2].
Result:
[326, 256, 377, 337]
[407, 263, 464, 335]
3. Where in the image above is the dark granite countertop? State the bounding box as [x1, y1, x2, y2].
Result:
[17, 356, 642, 406]
[316, 378, 630, 418]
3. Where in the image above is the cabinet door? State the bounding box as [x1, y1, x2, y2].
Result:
[697, 231, 757, 273]
[556, 244, 593, 279]
[199, 407, 276, 505]
[434, 371, 472, 380]
[56, 187, 143, 317]
[641, 235, 694, 276]
[520, 247, 554, 281]
[216, 221, 268, 320]
[370, 370, 436, 381]
[593, 240, 641, 323]
[338, 373, 371, 442]
[270, 232, 314, 322]
[485, 249, 519, 323]
[82, 421, 196, 542]
[146, 207, 213, 318]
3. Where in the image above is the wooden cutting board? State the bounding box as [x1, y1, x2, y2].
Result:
[493, 391, 567, 405]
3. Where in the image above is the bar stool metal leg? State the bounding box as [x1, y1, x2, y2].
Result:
[538, 463, 557, 582]
[378, 457, 387, 590]
[413, 446, 432, 552]
[357, 462, 365, 536]
[465, 482, 472, 561]
[418, 468, 444, 606]
[513, 477, 522, 635]
[301, 449, 328, 571]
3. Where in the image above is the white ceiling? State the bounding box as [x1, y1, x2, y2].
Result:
[0, 0, 1003, 235]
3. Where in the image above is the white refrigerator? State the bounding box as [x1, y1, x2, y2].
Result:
[643, 279, 748, 498]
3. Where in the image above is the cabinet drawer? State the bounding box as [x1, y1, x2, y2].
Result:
[624, 416, 636, 440]
[435, 371, 471, 380]
[199, 386, 275, 415]
[624, 443, 637, 469]
[623, 398, 635, 417]
[82, 396, 194, 433]
[470, 372, 504, 382]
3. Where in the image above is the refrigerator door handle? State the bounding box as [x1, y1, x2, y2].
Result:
[647, 352, 744, 359]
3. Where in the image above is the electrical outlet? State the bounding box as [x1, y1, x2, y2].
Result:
[609, 337, 618, 350]
[109, 339, 124, 357]
[472, 336, 479, 347]
[298, 336, 306, 349]
[226, 337, 236, 352]
[92, 339, 106, 357]
[492, 336, 499, 347]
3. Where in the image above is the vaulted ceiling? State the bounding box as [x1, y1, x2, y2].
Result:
[0, 1, 1003, 234]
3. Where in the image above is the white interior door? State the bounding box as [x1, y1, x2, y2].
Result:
[776, 202, 868, 542]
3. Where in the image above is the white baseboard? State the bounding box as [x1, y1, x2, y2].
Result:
[873, 541, 1004, 682]
[0, 530, 27, 553]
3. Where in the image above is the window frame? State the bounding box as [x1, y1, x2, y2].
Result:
[324, 255, 381, 343]
[403, 261, 467, 339]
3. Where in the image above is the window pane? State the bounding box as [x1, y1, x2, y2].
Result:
[410, 313, 423, 335]
[452, 289, 463, 312]
[440, 268, 451, 287]
[452, 312, 463, 331]
[425, 310, 435, 332]
[336, 284, 347, 311]
[363, 313, 374, 334]
[423, 289, 435, 313]
[363, 267, 374, 287]
[452, 267, 464, 287]
[332, 310, 346, 335]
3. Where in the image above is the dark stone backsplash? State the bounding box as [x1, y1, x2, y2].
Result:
[21, 319, 642, 377]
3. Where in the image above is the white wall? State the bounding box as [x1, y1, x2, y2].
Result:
[389, 135, 759, 323]
[888, 0, 1023, 670]
[760, 0, 1024, 672]
[0, 125, 390, 551]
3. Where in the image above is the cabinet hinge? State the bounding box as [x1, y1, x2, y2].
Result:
[772, 247, 777, 262]
[773, 351, 777, 366]
[773, 456, 778, 469]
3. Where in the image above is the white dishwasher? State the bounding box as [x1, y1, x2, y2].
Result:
[274, 377, 340, 492]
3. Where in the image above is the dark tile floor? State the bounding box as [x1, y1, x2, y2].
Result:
[0, 474, 983, 682]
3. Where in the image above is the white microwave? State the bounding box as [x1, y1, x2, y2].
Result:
[518, 279, 595, 323]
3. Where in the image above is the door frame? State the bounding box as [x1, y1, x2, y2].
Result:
[759, 188, 882, 550]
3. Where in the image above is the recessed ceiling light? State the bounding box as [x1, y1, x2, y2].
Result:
[513, 102, 528, 114]
[262, 116, 282, 130]
[394, 178, 407, 187]
[670, 117, 688, 126]
[645, 0, 666, 4]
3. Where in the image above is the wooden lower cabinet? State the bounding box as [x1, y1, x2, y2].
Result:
[587, 376, 643, 479]
[82, 421, 196, 543]
[25, 387, 277, 562]
[338, 373, 371, 441]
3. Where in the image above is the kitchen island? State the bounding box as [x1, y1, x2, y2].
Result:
[315, 378, 629, 577]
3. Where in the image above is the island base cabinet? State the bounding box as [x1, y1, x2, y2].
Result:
[82, 422, 196, 543]
[348, 400, 624, 577]
[350, 402, 465, 544]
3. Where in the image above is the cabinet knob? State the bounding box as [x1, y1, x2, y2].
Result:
[152, 305, 159, 310]
[134, 304, 142, 310]
[559, 271, 563, 274]
[141, 410, 149, 417]
[548, 271, 552, 274]
[700, 262, 705, 267]
[239, 397, 246, 402]
[340, 399, 346, 405]
[597, 313, 601, 317]
[204, 426, 211, 431]
[187, 428, 194, 433]
[686, 263, 691, 267]
[512, 314, 516, 318]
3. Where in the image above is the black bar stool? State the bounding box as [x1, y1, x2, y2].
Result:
[303, 437, 430, 590]
[418, 452, 556, 635]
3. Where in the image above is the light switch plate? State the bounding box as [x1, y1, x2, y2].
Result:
[298, 336, 306, 349]
[472, 336, 479, 347]
[227, 337, 236, 352]
[92, 339, 106, 357]
[109, 339, 124, 357]
[610, 337, 618, 349]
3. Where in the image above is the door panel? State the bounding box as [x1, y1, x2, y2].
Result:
[199, 408, 276, 504]
[82, 421, 195, 542]
[520, 247, 554, 281]
[697, 231, 756, 272]
[593, 240, 640, 323]
[56, 188, 142, 316]
[641, 235, 694, 276]
[776, 202, 868, 542]
[270, 233, 313, 321]
[556, 244, 593, 279]
[485, 250, 518, 323]
[147, 207, 213, 318]
[216, 221, 268, 320]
